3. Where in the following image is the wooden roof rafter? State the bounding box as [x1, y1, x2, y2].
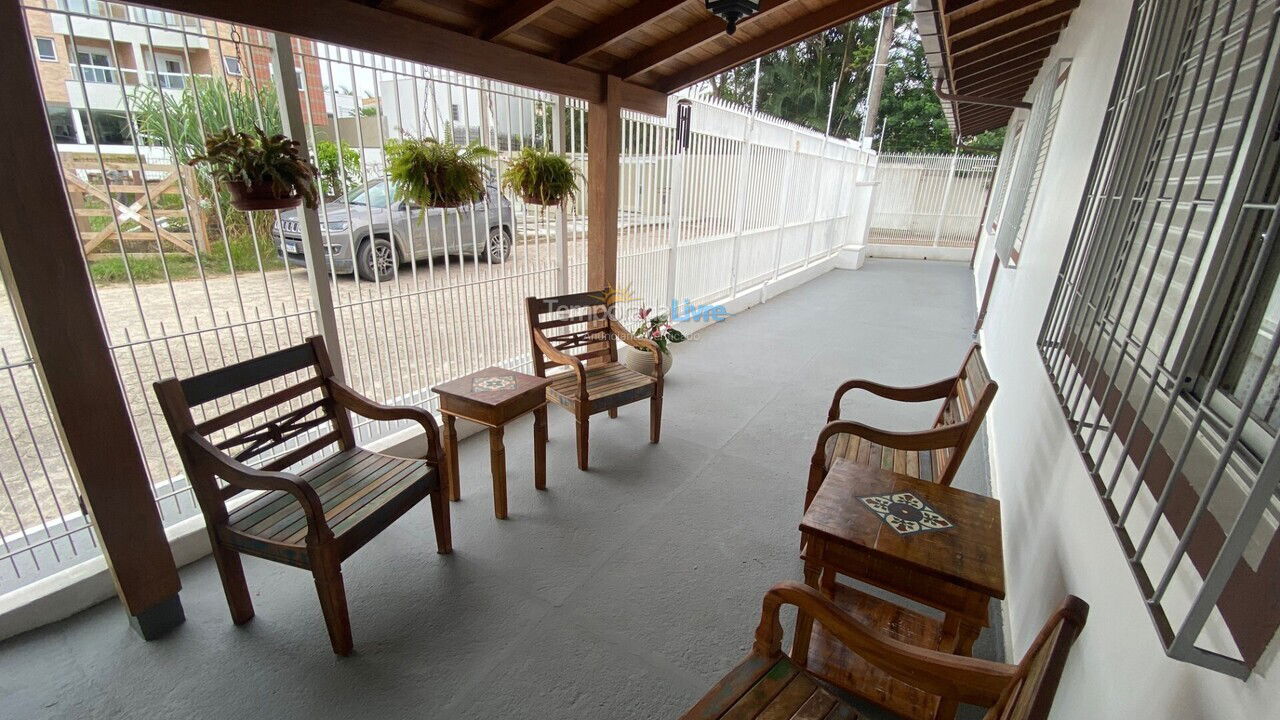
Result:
[915, 0, 1079, 138]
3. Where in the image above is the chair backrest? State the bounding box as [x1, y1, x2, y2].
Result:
[932, 344, 998, 483]
[983, 596, 1089, 720]
[525, 290, 618, 377]
[153, 336, 354, 512]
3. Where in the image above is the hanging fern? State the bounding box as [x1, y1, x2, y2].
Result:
[188, 127, 319, 209]
[385, 137, 496, 208]
[501, 146, 580, 206]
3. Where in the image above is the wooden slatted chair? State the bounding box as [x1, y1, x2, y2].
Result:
[153, 336, 451, 656]
[525, 290, 662, 470]
[681, 582, 1088, 720]
[808, 344, 997, 509]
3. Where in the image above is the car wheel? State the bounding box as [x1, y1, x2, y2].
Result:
[484, 226, 514, 264]
[357, 236, 398, 282]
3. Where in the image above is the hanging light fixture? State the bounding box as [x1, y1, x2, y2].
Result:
[706, 0, 760, 36]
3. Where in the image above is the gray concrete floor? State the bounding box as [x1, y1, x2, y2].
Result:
[0, 260, 999, 720]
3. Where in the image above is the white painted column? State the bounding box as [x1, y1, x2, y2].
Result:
[552, 94, 569, 293]
[270, 32, 344, 379]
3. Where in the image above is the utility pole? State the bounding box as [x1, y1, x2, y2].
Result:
[860, 2, 897, 148]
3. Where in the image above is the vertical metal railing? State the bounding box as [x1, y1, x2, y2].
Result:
[867, 152, 997, 251]
[4, 0, 877, 594]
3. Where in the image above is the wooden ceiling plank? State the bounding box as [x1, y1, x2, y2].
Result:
[560, 0, 689, 65]
[655, 0, 894, 93]
[959, 69, 1041, 97]
[953, 32, 1059, 74]
[482, 0, 563, 41]
[952, 28, 1058, 70]
[957, 51, 1050, 90]
[947, 0, 1077, 38]
[138, 0, 668, 114]
[612, 0, 793, 81]
[951, 9, 1071, 57]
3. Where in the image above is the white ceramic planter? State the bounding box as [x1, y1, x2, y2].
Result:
[622, 345, 672, 378]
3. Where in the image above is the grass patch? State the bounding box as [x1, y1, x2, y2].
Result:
[88, 234, 286, 285]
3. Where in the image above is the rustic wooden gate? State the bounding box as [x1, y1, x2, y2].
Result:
[60, 153, 208, 259]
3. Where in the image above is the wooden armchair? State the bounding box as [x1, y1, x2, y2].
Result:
[153, 336, 450, 656]
[526, 290, 662, 470]
[808, 344, 997, 508]
[681, 582, 1088, 720]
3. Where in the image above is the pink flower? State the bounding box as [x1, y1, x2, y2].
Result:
[638, 307, 652, 320]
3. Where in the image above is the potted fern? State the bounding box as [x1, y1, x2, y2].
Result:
[386, 137, 496, 208]
[622, 307, 686, 378]
[188, 127, 319, 211]
[501, 146, 580, 205]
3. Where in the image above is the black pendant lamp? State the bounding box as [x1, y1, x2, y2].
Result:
[706, 0, 760, 36]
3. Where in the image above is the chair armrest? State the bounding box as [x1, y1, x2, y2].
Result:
[328, 380, 444, 464]
[532, 329, 587, 395]
[814, 419, 967, 455]
[183, 432, 332, 542]
[608, 317, 661, 373]
[755, 582, 1016, 708]
[827, 377, 956, 421]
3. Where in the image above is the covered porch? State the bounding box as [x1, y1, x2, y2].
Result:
[0, 261, 995, 718]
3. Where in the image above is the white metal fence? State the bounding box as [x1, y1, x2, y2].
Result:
[868, 152, 996, 252]
[1, 0, 875, 592]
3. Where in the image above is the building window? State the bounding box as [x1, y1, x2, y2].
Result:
[34, 36, 57, 62]
[87, 110, 132, 144]
[222, 56, 242, 76]
[75, 50, 114, 84]
[46, 104, 79, 144]
[989, 59, 1070, 266]
[1037, 0, 1280, 677]
[1007, 62, 1071, 266]
[451, 104, 460, 122]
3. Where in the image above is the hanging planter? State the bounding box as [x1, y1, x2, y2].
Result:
[501, 146, 580, 206]
[188, 128, 319, 212]
[386, 137, 496, 208]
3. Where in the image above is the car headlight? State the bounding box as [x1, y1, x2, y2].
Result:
[321, 221, 348, 232]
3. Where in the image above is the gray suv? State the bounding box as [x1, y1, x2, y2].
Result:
[272, 180, 516, 281]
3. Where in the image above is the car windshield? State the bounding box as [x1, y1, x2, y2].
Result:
[348, 183, 390, 208]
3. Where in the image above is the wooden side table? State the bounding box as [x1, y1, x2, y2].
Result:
[431, 367, 552, 519]
[793, 458, 1004, 720]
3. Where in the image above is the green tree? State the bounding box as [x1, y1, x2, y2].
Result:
[132, 76, 281, 166]
[315, 140, 362, 197]
[707, 6, 1003, 153]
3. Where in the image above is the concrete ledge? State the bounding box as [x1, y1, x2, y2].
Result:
[868, 244, 972, 262]
[834, 245, 866, 270]
[0, 251, 846, 642]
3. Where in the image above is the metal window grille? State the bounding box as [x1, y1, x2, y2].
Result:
[1006, 62, 1071, 266]
[1037, 0, 1280, 677]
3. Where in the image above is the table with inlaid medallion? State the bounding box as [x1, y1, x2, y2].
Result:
[431, 367, 552, 519]
[793, 458, 1004, 720]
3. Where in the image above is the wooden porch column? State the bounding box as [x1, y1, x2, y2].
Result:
[587, 76, 624, 291]
[0, 3, 183, 638]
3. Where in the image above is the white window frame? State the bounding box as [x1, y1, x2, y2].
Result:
[34, 36, 57, 62]
[222, 55, 242, 76]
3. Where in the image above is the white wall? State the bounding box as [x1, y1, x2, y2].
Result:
[973, 0, 1280, 716]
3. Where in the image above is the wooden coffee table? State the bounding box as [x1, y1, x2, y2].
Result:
[793, 458, 1004, 720]
[432, 367, 552, 519]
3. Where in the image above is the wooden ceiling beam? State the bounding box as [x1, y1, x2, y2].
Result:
[957, 51, 1050, 91]
[959, 69, 1041, 98]
[947, 0, 1077, 38]
[560, 0, 689, 65]
[655, 0, 894, 93]
[137, 0, 668, 114]
[611, 0, 792, 82]
[952, 10, 1070, 57]
[953, 30, 1058, 72]
[952, 33, 1058, 78]
[481, 0, 562, 41]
